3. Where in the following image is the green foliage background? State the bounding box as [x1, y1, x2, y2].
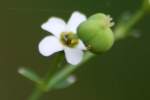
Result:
[0, 0, 150, 100]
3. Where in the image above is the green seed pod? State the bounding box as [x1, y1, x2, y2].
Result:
[77, 13, 114, 53]
[88, 13, 114, 29]
[88, 13, 108, 21]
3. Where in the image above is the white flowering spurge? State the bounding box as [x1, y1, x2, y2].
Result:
[39, 11, 87, 65]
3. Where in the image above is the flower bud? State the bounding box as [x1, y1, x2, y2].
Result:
[77, 13, 114, 53]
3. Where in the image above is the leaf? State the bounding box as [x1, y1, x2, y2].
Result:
[18, 67, 41, 83]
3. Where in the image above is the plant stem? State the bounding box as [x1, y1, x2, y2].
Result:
[114, 1, 148, 41]
[28, 52, 95, 100]
[28, 54, 64, 100]
[28, 86, 44, 100]
[47, 52, 95, 90]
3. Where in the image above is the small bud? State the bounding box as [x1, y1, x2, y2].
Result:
[77, 13, 114, 53]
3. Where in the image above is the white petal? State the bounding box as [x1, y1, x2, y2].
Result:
[64, 47, 83, 65]
[67, 11, 87, 33]
[41, 17, 66, 38]
[76, 40, 87, 50]
[39, 36, 63, 56]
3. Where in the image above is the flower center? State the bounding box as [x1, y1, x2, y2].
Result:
[60, 32, 79, 48]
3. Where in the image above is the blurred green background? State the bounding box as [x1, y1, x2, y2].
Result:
[0, 0, 150, 100]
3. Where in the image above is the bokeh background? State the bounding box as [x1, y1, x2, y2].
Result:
[0, 0, 150, 100]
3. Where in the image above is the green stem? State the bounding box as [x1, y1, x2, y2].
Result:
[44, 53, 64, 82]
[114, 1, 148, 41]
[28, 53, 64, 100]
[47, 52, 95, 90]
[28, 87, 44, 100]
[28, 52, 94, 100]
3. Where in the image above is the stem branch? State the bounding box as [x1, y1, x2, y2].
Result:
[28, 87, 44, 100]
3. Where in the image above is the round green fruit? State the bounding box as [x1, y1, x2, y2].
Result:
[77, 16, 114, 53]
[88, 13, 108, 20]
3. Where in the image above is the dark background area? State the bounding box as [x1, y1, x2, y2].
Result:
[0, 0, 150, 100]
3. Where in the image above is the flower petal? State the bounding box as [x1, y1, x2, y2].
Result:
[67, 11, 87, 33]
[39, 36, 63, 56]
[76, 40, 87, 50]
[41, 17, 66, 38]
[64, 47, 83, 65]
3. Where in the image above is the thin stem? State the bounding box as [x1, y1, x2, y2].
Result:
[28, 54, 64, 100]
[28, 52, 94, 100]
[114, 1, 147, 41]
[28, 86, 44, 100]
[44, 53, 64, 82]
[47, 52, 95, 90]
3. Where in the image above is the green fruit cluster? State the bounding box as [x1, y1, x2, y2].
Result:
[77, 13, 115, 53]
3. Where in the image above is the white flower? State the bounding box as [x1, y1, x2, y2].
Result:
[39, 11, 87, 65]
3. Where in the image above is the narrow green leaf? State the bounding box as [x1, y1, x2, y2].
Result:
[18, 67, 41, 83]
